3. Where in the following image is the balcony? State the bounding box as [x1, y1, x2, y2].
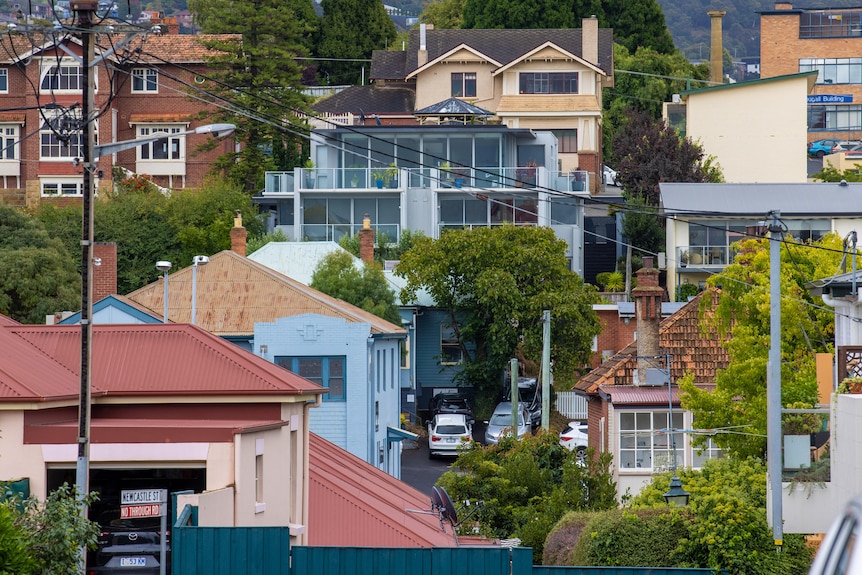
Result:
[262, 167, 590, 195]
[677, 245, 734, 268]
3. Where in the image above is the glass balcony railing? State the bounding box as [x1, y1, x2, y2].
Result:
[677, 245, 732, 267]
[262, 167, 590, 194]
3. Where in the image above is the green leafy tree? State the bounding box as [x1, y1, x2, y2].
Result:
[612, 107, 722, 206]
[419, 0, 466, 29]
[462, 0, 578, 29]
[310, 250, 402, 324]
[0, 205, 80, 323]
[0, 503, 36, 575]
[601, 0, 675, 55]
[337, 229, 426, 263]
[246, 228, 290, 255]
[396, 225, 601, 396]
[681, 233, 843, 458]
[317, 0, 396, 85]
[14, 484, 100, 575]
[437, 431, 617, 563]
[188, 0, 312, 192]
[812, 164, 862, 182]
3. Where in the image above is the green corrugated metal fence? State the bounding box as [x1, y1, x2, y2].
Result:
[533, 568, 719, 575]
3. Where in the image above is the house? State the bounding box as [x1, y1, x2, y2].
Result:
[114, 237, 408, 477]
[661, 181, 862, 301]
[672, 71, 816, 183]
[0, 320, 323, 545]
[760, 2, 862, 143]
[573, 264, 730, 499]
[0, 25, 236, 208]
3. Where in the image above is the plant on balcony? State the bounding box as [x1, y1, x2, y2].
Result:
[385, 162, 399, 188]
[838, 376, 862, 394]
[371, 167, 388, 189]
[304, 159, 315, 189]
[678, 249, 688, 267]
[781, 403, 822, 435]
[515, 161, 537, 187]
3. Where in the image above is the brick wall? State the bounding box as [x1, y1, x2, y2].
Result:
[592, 308, 637, 369]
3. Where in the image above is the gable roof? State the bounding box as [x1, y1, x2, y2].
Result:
[372, 27, 614, 80]
[125, 250, 405, 337]
[310, 85, 416, 116]
[58, 294, 164, 325]
[247, 241, 354, 287]
[0, 322, 324, 403]
[574, 291, 729, 395]
[308, 433, 457, 547]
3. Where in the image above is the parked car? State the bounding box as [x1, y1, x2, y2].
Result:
[88, 530, 168, 575]
[427, 413, 473, 459]
[502, 377, 543, 429]
[808, 493, 862, 574]
[484, 402, 531, 445]
[808, 138, 842, 158]
[831, 140, 862, 154]
[428, 393, 474, 423]
[559, 421, 588, 463]
[602, 165, 620, 186]
[842, 144, 862, 159]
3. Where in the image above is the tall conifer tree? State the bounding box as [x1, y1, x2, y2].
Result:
[317, 0, 396, 85]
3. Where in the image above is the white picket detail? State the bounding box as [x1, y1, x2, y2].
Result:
[555, 391, 588, 420]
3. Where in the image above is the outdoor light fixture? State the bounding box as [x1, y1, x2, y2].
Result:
[663, 475, 690, 507]
[191, 255, 209, 325]
[156, 261, 171, 323]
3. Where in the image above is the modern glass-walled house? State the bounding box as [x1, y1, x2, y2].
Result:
[256, 124, 590, 274]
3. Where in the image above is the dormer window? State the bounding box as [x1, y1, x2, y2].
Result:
[451, 72, 477, 97]
[519, 72, 578, 94]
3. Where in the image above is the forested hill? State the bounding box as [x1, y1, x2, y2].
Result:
[658, 0, 861, 60]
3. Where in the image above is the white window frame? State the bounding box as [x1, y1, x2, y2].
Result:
[618, 409, 684, 471]
[0, 125, 19, 160]
[40, 177, 84, 197]
[131, 68, 158, 93]
[40, 59, 86, 93]
[0, 69, 8, 93]
[136, 125, 185, 162]
[40, 108, 85, 160]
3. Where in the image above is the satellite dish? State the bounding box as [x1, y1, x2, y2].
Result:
[430, 486, 443, 511]
[437, 486, 458, 525]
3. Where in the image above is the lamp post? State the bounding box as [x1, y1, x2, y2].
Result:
[156, 261, 171, 323]
[191, 255, 209, 325]
[663, 353, 690, 506]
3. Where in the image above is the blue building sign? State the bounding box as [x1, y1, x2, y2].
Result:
[808, 94, 854, 104]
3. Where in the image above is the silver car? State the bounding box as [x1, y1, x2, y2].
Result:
[484, 402, 531, 445]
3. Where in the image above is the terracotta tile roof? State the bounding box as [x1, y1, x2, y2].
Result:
[308, 433, 458, 547]
[0, 322, 324, 402]
[125, 250, 405, 337]
[574, 290, 729, 395]
[496, 95, 601, 113]
[372, 28, 614, 80]
[128, 113, 193, 124]
[311, 85, 416, 115]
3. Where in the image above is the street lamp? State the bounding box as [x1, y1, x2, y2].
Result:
[663, 475, 690, 507]
[93, 123, 236, 159]
[156, 261, 171, 323]
[662, 353, 689, 506]
[191, 255, 209, 325]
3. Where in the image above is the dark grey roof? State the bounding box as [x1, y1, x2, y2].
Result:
[371, 27, 614, 80]
[660, 182, 862, 217]
[370, 50, 409, 80]
[311, 85, 415, 115]
[414, 98, 492, 116]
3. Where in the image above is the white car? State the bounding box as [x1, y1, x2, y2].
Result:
[603, 165, 620, 187]
[559, 421, 588, 463]
[427, 413, 472, 459]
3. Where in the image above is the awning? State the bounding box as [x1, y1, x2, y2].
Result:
[386, 425, 419, 443]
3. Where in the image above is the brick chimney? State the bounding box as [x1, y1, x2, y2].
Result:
[708, 10, 726, 84]
[92, 242, 117, 302]
[582, 16, 598, 66]
[230, 210, 247, 256]
[359, 214, 374, 264]
[632, 259, 663, 385]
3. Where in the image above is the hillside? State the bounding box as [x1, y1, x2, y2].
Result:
[659, 0, 862, 60]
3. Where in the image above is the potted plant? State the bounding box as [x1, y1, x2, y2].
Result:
[439, 162, 453, 188]
[304, 159, 315, 189]
[372, 168, 388, 189]
[679, 249, 688, 268]
[838, 376, 862, 394]
[385, 162, 399, 188]
[350, 174, 359, 188]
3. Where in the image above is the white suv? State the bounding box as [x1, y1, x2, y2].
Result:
[427, 413, 472, 459]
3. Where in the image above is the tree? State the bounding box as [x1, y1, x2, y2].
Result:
[396, 225, 601, 397]
[0, 205, 80, 324]
[188, 0, 312, 192]
[602, 0, 675, 55]
[612, 107, 722, 206]
[680, 234, 843, 458]
[310, 250, 402, 324]
[437, 431, 617, 563]
[419, 0, 467, 29]
[317, 0, 396, 85]
[462, 0, 578, 29]
[0, 504, 36, 575]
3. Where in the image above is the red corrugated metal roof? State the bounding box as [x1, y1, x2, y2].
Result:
[308, 433, 460, 548]
[0, 323, 324, 401]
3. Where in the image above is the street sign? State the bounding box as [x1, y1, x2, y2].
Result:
[120, 503, 164, 518]
[121, 489, 167, 505]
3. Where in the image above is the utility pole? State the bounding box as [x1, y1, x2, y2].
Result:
[767, 210, 783, 549]
[72, 1, 98, 572]
[541, 309, 551, 430]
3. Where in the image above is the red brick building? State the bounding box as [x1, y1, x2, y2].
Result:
[0, 25, 237, 208]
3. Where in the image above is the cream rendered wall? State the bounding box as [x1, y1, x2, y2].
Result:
[413, 56, 499, 111]
[685, 77, 809, 183]
[0, 412, 48, 498]
[234, 427, 292, 527]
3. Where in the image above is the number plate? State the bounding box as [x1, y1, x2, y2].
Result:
[120, 557, 147, 567]
[446, 437, 456, 443]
